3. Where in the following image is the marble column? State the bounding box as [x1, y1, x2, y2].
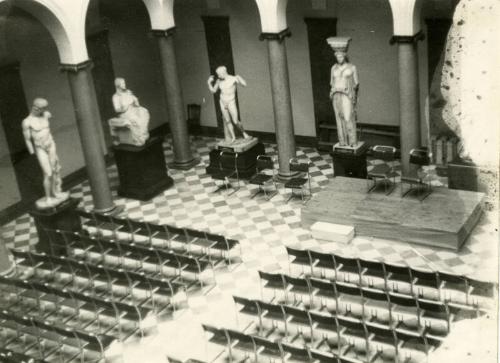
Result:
[391, 33, 424, 175]
[152, 28, 199, 170]
[260, 29, 297, 179]
[61, 61, 116, 213]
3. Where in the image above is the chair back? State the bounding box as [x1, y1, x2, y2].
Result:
[256, 155, 274, 172]
[409, 147, 431, 166]
[371, 145, 396, 161]
[289, 158, 311, 173]
[219, 151, 238, 170]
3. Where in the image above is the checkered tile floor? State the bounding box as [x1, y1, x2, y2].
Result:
[1, 136, 497, 362]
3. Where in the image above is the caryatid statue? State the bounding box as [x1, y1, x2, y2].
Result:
[207, 66, 252, 143]
[108, 77, 150, 146]
[327, 37, 360, 147]
[22, 98, 69, 209]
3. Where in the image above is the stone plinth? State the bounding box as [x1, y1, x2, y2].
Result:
[331, 142, 368, 179]
[217, 137, 259, 153]
[113, 136, 174, 201]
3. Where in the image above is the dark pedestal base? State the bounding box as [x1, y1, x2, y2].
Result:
[30, 198, 81, 255]
[331, 146, 368, 179]
[113, 137, 174, 201]
[206, 142, 266, 179]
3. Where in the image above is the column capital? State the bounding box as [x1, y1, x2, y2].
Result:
[388, 0, 423, 36]
[59, 60, 94, 73]
[254, 0, 289, 34]
[390, 31, 425, 45]
[259, 28, 292, 42]
[150, 27, 177, 38]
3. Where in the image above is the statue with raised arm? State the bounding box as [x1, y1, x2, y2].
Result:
[327, 37, 360, 148]
[207, 66, 252, 143]
[108, 77, 150, 146]
[22, 98, 69, 209]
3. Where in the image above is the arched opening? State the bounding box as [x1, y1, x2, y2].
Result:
[0, 2, 85, 217]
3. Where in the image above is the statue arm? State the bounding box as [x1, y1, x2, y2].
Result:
[207, 76, 219, 93]
[329, 67, 335, 99]
[112, 95, 127, 114]
[352, 65, 360, 104]
[22, 119, 35, 155]
[235, 75, 247, 87]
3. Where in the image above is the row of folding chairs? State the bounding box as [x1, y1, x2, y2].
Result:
[0, 347, 47, 363]
[0, 308, 121, 363]
[76, 209, 241, 266]
[9, 248, 185, 316]
[45, 228, 215, 289]
[232, 296, 442, 363]
[258, 271, 479, 339]
[286, 247, 496, 309]
[0, 273, 153, 342]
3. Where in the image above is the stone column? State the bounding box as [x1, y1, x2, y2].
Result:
[152, 28, 199, 170]
[260, 29, 297, 179]
[61, 61, 116, 213]
[391, 33, 424, 175]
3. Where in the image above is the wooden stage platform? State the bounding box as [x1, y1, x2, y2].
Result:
[301, 177, 485, 251]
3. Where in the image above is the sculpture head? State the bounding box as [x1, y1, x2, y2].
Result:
[216, 66, 228, 80]
[32, 98, 48, 116]
[115, 77, 127, 91]
[334, 51, 347, 64]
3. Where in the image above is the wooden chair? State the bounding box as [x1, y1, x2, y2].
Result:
[211, 151, 240, 195]
[367, 145, 398, 195]
[248, 155, 278, 200]
[285, 158, 312, 203]
[400, 147, 433, 201]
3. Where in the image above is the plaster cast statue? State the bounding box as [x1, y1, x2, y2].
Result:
[327, 37, 360, 147]
[207, 66, 251, 143]
[22, 98, 69, 209]
[109, 78, 150, 146]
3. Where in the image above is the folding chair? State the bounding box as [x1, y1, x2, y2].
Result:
[281, 342, 315, 362]
[418, 300, 451, 338]
[396, 331, 441, 363]
[249, 155, 278, 200]
[384, 263, 413, 296]
[333, 254, 362, 285]
[336, 282, 365, 319]
[437, 271, 469, 306]
[226, 329, 258, 363]
[337, 318, 370, 360]
[204, 232, 241, 266]
[282, 305, 316, 344]
[466, 276, 497, 310]
[411, 268, 441, 300]
[367, 325, 398, 363]
[285, 158, 313, 203]
[388, 293, 422, 335]
[211, 151, 240, 195]
[309, 312, 342, 354]
[253, 335, 285, 362]
[308, 277, 339, 313]
[256, 300, 288, 338]
[286, 246, 313, 276]
[308, 250, 337, 280]
[401, 147, 433, 201]
[233, 296, 262, 333]
[358, 258, 387, 290]
[258, 271, 288, 303]
[362, 288, 392, 326]
[283, 275, 313, 307]
[367, 145, 398, 195]
[309, 348, 341, 363]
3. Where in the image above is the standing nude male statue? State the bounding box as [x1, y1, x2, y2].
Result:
[22, 98, 69, 209]
[207, 66, 252, 143]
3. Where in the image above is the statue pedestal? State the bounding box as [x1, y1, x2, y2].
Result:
[217, 137, 259, 153]
[206, 140, 265, 179]
[30, 198, 81, 255]
[113, 136, 174, 201]
[331, 142, 368, 179]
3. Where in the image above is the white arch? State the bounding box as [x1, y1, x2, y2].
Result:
[388, 0, 423, 36]
[254, 0, 288, 33]
[6, 0, 90, 64]
[142, 0, 175, 31]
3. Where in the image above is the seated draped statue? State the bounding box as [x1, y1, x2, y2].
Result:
[327, 37, 360, 148]
[22, 98, 69, 209]
[108, 77, 150, 146]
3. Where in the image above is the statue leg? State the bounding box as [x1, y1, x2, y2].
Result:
[343, 98, 357, 147]
[35, 148, 55, 201]
[47, 143, 63, 196]
[228, 101, 251, 139]
[220, 101, 236, 142]
[333, 96, 347, 146]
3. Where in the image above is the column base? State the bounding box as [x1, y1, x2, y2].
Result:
[276, 171, 301, 183]
[94, 204, 124, 216]
[168, 157, 201, 171]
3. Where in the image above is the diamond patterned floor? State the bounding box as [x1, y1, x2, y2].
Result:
[1, 135, 497, 362]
